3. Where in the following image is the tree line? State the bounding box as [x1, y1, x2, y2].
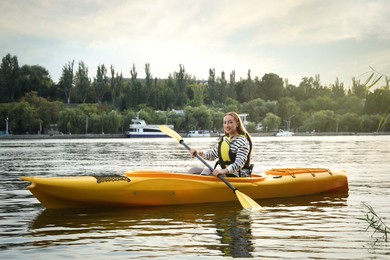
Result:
[0, 53, 389, 135]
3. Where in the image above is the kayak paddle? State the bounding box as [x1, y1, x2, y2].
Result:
[159, 125, 263, 210]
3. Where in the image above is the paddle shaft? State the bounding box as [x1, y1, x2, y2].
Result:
[179, 140, 238, 193]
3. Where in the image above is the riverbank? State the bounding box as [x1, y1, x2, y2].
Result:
[1, 131, 389, 140]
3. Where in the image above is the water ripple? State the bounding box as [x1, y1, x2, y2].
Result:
[0, 136, 389, 258]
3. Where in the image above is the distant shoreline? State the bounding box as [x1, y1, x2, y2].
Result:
[1, 131, 389, 140]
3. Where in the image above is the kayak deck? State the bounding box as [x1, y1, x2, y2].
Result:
[21, 168, 348, 209]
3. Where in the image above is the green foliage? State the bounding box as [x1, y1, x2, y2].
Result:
[0, 92, 63, 134]
[209, 110, 225, 132]
[7, 101, 39, 134]
[245, 122, 256, 133]
[360, 114, 382, 132]
[259, 73, 284, 101]
[222, 98, 239, 113]
[74, 61, 90, 103]
[262, 113, 281, 132]
[338, 113, 360, 132]
[58, 107, 85, 134]
[0, 54, 20, 102]
[187, 83, 206, 107]
[276, 97, 301, 128]
[301, 110, 337, 132]
[336, 95, 364, 115]
[1, 54, 390, 135]
[184, 105, 212, 131]
[104, 110, 122, 134]
[19, 64, 55, 99]
[363, 67, 390, 132]
[94, 64, 109, 104]
[59, 60, 75, 104]
[21, 92, 63, 131]
[241, 98, 267, 123]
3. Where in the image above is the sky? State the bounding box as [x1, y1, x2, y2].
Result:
[1, 0, 389, 87]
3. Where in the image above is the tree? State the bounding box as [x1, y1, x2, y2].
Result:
[121, 109, 136, 131]
[338, 113, 360, 132]
[262, 112, 281, 132]
[59, 60, 75, 104]
[259, 73, 284, 101]
[331, 78, 346, 97]
[223, 98, 240, 114]
[235, 70, 254, 103]
[175, 64, 187, 107]
[365, 87, 390, 115]
[57, 106, 85, 134]
[184, 105, 212, 131]
[129, 63, 141, 108]
[277, 97, 301, 130]
[210, 110, 225, 133]
[241, 98, 267, 124]
[143, 63, 153, 106]
[19, 64, 54, 99]
[301, 110, 337, 132]
[301, 96, 336, 113]
[103, 110, 122, 134]
[351, 77, 368, 99]
[207, 68, 216, 104]
[228, 70, 236, 100]
[8, 101, 39, 134]
[360, 114, 382, 132]
[219, 71, 228, 104]
[74, 61, 90, 103]
[21, 92, 63, 133]
[0, 53, 20, 102]
[160, 75, 175, 110]
[336, 95, 364, 115]
[187, 83, 205, 107]
[294, 77, 314, 101]
[110, 65, 122, 107]
[277, 97, 298, 118]
[94, 64, 108, 104]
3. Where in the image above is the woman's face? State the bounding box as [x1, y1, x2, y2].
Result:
[223, 115, 238, 136]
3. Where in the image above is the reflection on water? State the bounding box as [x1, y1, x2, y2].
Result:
[0, 136, 389, 258]
[26, 193, 348, 258]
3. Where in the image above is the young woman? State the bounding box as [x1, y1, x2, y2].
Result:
[188, 112, 253, 177]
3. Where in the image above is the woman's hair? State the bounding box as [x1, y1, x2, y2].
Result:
[224, 111, 253, 159]
[224, 112, 249, 136]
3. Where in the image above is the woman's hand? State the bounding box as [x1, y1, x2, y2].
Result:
[213, 169, 228, 176]
[189, 148, 202, 158]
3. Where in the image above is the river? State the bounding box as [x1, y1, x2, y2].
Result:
[0, 135, 389, 258]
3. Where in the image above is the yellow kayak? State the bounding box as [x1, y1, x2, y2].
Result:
[21, 168, 348, 209]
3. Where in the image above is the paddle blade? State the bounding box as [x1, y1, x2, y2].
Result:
[159, 125, 182, 142]
[235, 190, 264, 210]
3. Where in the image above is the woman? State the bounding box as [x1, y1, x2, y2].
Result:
[188, 112, 253, 177]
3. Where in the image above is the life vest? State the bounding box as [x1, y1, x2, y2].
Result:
[216, 134, 252, 173]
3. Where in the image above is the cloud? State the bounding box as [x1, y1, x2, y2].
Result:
[0, 0, 389, 85]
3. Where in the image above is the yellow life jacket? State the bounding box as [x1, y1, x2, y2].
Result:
[217, 134, 252, 172]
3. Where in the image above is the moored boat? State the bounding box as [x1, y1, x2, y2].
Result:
[276, 129, 294, 137]
[21, 168, 348, 209]
[187, 130, 211, 137]
[125, 113, 173, 138]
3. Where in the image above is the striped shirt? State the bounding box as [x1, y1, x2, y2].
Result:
[202, 135, 251, 177]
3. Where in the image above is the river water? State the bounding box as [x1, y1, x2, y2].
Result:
[0, 135, 389, 259]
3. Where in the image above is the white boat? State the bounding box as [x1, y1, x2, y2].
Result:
[275, 129, 294, 137]
[125, 114, 173, 138]
[187, 130, 211, 137]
